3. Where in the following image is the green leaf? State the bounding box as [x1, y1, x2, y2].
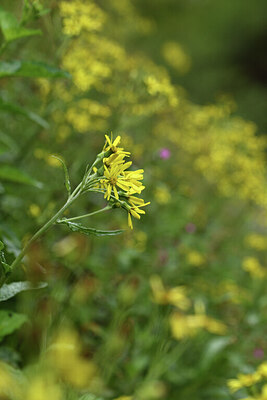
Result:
[0, 310, 28, 341]
[0, 7, 41, 43]
[0, 60, 70, 79]
[0, 281, 47, 302]
[52, 156, 71, 197]
[199, 337, 231, 371]
[0, 99, 49, 129]
[0, 165, 42, 187]
[58, 220, 124, 237]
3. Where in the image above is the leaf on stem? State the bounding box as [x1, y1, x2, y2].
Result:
[0, 7, 41, 43]
[57, 220, 124, 237]
[0, 281, 47, 302]
[0, 60, 70, 79]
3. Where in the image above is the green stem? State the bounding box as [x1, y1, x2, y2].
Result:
[58, 205, 112, 223]
[8, 184, 82, 276]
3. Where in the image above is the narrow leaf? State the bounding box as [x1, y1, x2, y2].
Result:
[0, 165, 42, 187]
[0, 60, 70, 79]
[58, 220, 123, 237]
[52, 156, 71, 197]
[0, 281, 47, 302]
[0, 310, 28, 341]
[0, 99, 49, 129]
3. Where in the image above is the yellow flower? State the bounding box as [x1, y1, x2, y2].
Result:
[103, 134, 130, 156]
[154, 185, 171, 204]
[187, 251, 205, 267]
[258, 385, 267, 400]
[258, 362, 267, 378]
[26, 376, 62, 400]
[101, 162, 132, 200]
[47, 329, 98, 389]
[227, 379, 243, 393]
[237, 372, 261, 387]
[150, 275, 190, 310]
[114, 397, 133, 400]
[127, 198, 150, 230]
[170, 312, 227, 340]
[245, 233, 267, 251]
[94, 134, 149, 229]
[227, 371, 262, 395]
[242, 257, 266, 279]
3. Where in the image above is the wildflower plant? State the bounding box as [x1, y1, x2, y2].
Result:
[0, 134, 149, 287]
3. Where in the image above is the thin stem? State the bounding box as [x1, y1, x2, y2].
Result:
[7, 184, 82, 276]
[59, 205, 112, 223]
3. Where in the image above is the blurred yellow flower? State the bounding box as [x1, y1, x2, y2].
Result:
[242, 257, 266, 279]
[187, 250, 206, 267]
[162, 41, 191, 74]
[245, 233, 267, 251]
[29, 204, 41, 218]
[150, 275, 190, 310]
[47, 329, 98, 388]
[26, 376, 62, 400]
[154, 186, 171, 204]
[170, 312, 227, 340]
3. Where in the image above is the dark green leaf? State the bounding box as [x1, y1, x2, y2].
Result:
[0, 310, 28, 341]
[0, 165, 42, 187]
[0, 7, 41, 43]
[0, 281, 47, 302]
[0, 60, 70, 79]
[58, 220, 124, 237]
[0, 99, 49, 129]
[52, 156, 71, 197]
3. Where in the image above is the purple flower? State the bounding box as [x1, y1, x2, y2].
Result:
[159, 148, 171, 160]
[185, 223, 196, 234]
[253, 348, 264, 359]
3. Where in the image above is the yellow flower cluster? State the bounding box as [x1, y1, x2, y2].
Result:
[94, 135, 150, 229]
[66, 99, 111, 133]
[242, 257, 266, 279]
[245, 233, 267, 251]
[228, 362, 267, 399]
[62, 35, 126, 92]
[60, 0, 105, 36]
[154, 104, 267, 210]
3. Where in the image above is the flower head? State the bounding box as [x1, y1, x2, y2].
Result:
[93, 134, 149, 229]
